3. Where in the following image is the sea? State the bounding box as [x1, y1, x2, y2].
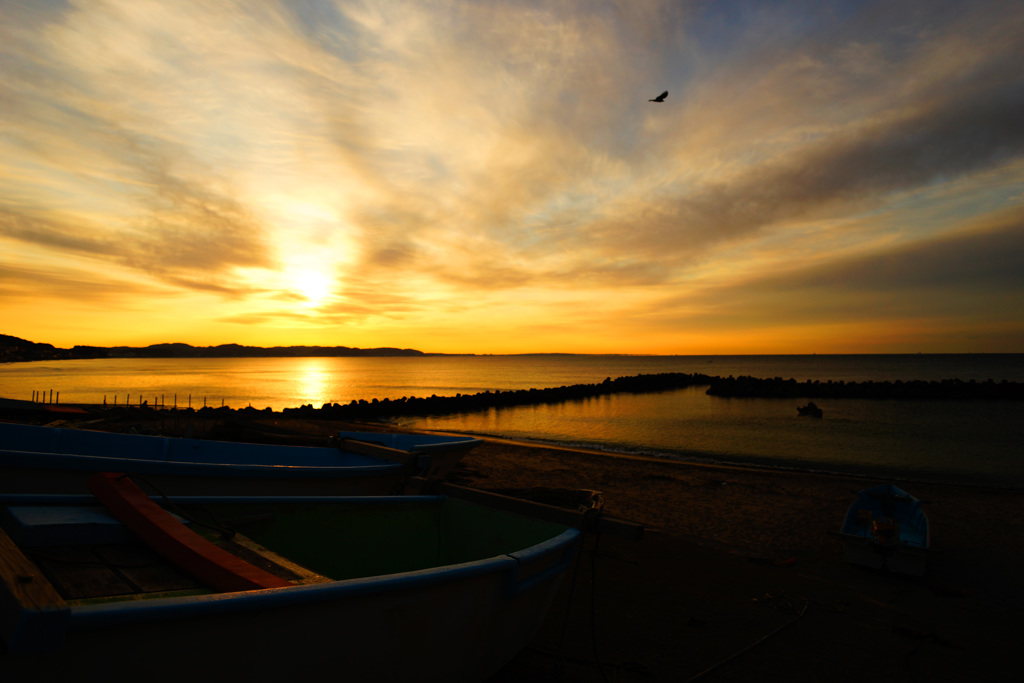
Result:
[2, 354, 1023, 488]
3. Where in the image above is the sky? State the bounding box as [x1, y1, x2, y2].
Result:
[2, 0, 1023, 355]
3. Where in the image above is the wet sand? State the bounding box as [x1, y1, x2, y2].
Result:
[5, 410, 1024, 681]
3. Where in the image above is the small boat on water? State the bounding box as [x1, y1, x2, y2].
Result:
[797, 401, 823, 418]
[0, 473, 582, 682]
[838, 484, 930, 576]
[0, 422, 479, 496]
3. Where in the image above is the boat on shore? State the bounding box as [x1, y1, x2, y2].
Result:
[838, 484, 930, 576]
[0, 473, 582, 682]
[0, 422, 478, 496]
[335, 430, 482, 479]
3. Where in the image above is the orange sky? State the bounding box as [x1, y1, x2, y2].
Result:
[2, 1, 1023, 354]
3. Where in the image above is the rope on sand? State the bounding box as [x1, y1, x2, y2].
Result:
[685, 599, 809, 682]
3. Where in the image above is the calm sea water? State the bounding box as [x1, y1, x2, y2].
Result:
[3, 354, 1023, 487]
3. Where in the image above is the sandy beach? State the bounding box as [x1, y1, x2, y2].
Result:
[4, 409, 1023, 681]
[457, 437, 1024, 682]
[233, 415, 1024, 682]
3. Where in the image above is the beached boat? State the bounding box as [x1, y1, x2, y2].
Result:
[0, 422, 478, 496]
[336, 430, 482, 479]
[0, 473, 581, 682]
[838, 484, 930, 576]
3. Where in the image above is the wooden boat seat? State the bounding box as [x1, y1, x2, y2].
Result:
[86, 473, 293, 593]
[0, 525, 70, 653]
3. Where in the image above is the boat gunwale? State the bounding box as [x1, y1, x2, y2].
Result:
[0, 493, 581, 631]
[0, 449, 405, 478]
[335, 430, 482, 453]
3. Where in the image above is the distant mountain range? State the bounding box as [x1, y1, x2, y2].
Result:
[0, 334, 428, 362]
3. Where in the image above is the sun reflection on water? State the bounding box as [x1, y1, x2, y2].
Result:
[296, 358, 332, 407]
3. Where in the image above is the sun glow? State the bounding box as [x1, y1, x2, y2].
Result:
[287, 268, 333, 307]
[265, 202, 356, 309]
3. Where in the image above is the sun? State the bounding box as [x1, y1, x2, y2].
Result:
[258, 200, 355, 310]
[289, 269, 333, 307]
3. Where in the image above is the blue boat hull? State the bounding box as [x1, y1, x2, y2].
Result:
[839, 484, 930, 576]
[0, 422, 412, 496]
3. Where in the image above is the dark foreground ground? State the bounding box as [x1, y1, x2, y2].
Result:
[459, 436, 1024, 682]
[4, 405, 1023, 681]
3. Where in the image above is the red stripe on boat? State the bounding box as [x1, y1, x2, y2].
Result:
[86, 472, 291, 592]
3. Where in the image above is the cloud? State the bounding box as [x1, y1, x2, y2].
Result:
[778, 212, 1024, 293]
[578, 12, 1024, 266]
[656, 209, 1024, 332]
[0, 211, 120, 257]
[0, 255, 167, 304]
[2, 0, 1023, 351]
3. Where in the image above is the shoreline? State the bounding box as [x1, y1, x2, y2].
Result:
[5, 394, 1021, 491]
[412, 427, 1024, 493]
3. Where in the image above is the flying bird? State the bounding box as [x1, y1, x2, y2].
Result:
[649, 91, 668, 102]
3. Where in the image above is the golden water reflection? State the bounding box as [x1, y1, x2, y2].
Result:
[296, 358, 332, 407]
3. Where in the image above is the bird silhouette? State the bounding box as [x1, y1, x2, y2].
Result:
[649, 91, 668, 102]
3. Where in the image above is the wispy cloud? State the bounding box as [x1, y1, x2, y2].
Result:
[2, 0, 1023, 352]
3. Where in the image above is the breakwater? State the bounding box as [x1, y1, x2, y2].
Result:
[284, 372, 717, 420]
[705, 375, 1024, 400]
[278, 372, 1024, 421]
[8, 371, 1023, 424]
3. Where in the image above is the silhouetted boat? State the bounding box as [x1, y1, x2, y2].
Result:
[839, 484, 930, 575]
[0, 422, 478, 496]
[0, 473, 581, 681]
[797, 401, 823, 418]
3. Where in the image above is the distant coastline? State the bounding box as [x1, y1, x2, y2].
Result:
[1, 334, 433, 363]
